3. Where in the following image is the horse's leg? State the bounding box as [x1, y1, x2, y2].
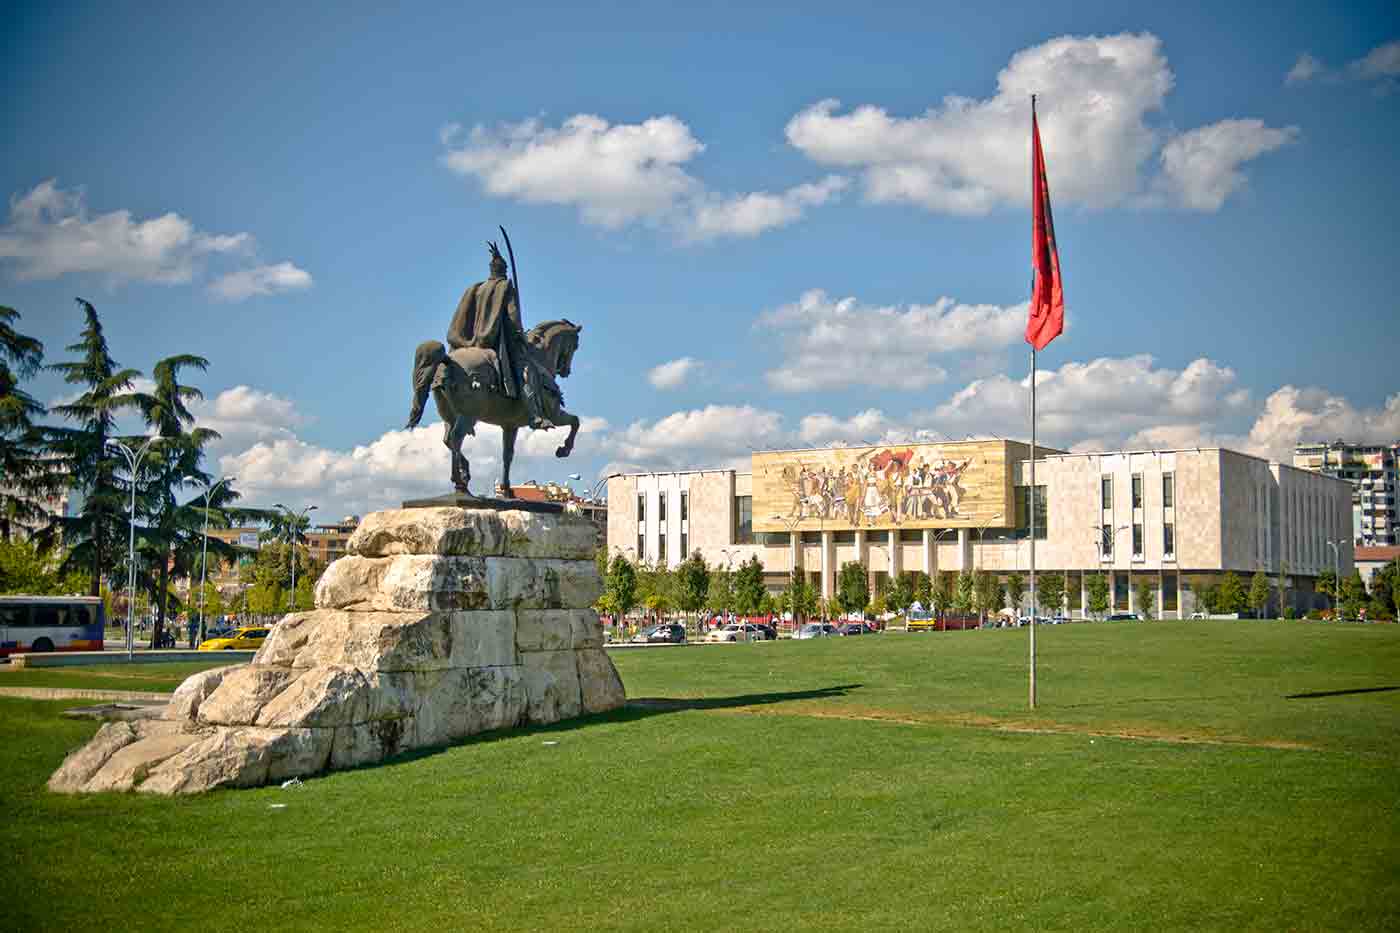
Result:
[500, 426, 518, 498]
[554, 411, 580, 458]
[452, 416, 473, 494]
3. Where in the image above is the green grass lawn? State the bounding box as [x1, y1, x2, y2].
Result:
[0, 660, 239, 693]
[3, 621, 1398, 931]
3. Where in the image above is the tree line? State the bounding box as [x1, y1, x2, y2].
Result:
[0, 300, 318, 645]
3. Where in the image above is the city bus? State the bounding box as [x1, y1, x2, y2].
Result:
[0, 596, 106, 656]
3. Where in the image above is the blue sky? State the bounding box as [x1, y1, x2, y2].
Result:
[4, 1, 1398, 520]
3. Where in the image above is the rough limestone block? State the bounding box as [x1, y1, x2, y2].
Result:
[314, 556, 390, 609]
[276, 610, 453, 672]
[164, 664, 239, 722]
[330, 718, 413, 770]
[139, 726, 331, 795]
[571, 610, 605, 650]
[82, 726, 201, 793]
[486, 558, 603, 610]
[576, 648, 627, 714]
[521, 650, 582, 724]
[253, 612, 320, 667]
[500, 509, 600, 560]
[255, 666, 371, 728]
[516, 609, 590, 652]
[197, 666, 299, 726]
[448, 610, 517, 668]
[348, 508, 506, 558]
[409, 668, 475, 747]
[48, 721, 140, 793]
[468, 665, 527, 733]
[264, 727, 334, 783]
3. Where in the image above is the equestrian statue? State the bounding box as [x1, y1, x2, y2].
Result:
[406, 229, 581, 498]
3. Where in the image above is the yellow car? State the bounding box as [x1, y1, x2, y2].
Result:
[198, 626, 271, 651]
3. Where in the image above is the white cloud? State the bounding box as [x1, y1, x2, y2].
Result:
[1285, 53, 1325, 85]
[1241, 387, 1400, 460]
[786, 32, 1296, 214]
[647, 357, 699, 390]
[441, 114, 845, 239]
[796, 409, 897, 446]
[756, 289, 1024, 392]
[0, 180, 310, 299]
[209, 262, 313, 301]
[928, 354, 1254, 450]
[686, 176, 848, 240]
[0, 180, 248, 283]
[597, 405, 786, 474]
[1155, 120, 1300, 211]
[1350, 40, 1400, 81]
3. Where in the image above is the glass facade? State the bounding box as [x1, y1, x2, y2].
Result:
[734, 495, 753, 544]
[1015, 485, 1048, 539]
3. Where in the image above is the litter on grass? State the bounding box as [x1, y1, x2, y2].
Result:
[281, 777, 303, 789]
[269, 804, 287, 810]
[542, 741, 559, 746]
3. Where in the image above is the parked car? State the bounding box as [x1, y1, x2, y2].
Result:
[199, 626, 271, 651]
[1105, 612, 1138, 622]
[707, 623, 765, 642]
[796, 623, 842, 639]
[633, 623, 686, 644]
[1189, 611, 1207, 620]
[838, 622, 868, 636]
[752, 623, 777, 641]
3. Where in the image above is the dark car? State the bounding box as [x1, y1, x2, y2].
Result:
[839, 623, 868, 636]
[753, 623, 777, 641]
[634, 623, 686, 644]
[1105, 612, 1139, 622]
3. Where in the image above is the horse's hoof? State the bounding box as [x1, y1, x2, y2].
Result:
[555, 446, 569, 458]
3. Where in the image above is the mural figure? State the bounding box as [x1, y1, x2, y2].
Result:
[774, 447, 976, 527]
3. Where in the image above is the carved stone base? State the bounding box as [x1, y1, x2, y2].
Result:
[401, 492, 564, 514]
[48, 507, 620, 795]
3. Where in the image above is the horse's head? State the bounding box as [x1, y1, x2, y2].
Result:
[527, 320, 582, 378]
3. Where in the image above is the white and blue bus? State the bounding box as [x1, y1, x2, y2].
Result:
[0, 596, 106, 656]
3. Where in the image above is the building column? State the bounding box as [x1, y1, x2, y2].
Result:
[854, 529, 867, 593]
[821, 530, 834, 601]
[958, 528, 971, 573]
[922, 529, 935, 578]
[888, 530, 901, 580]
[789, 531, 801, 579]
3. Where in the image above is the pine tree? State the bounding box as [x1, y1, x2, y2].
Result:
[0, 307, 51, 541]
[1248, 570, 1271, 618]
[1037, 572, 1065, 617]
[46, 299, 143, 595]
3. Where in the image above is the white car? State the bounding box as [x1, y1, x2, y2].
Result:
[708, 623, 767, 642]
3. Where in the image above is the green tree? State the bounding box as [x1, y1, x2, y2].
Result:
[0, 538, 87, 594]
[758, 590, 776, 617]
[0, 306, 54, 541]
[835, 561, 869, 617]
[1037, 572, 1065, 617]
[733, 555, 766, 616]
[1339, 570, 1366, 620]
[953, 571, 975, 613]
[1276, 561, 1292, 619]
[604, 556, 638, 629]
[1218, 572, 1246, 614]
[1134, 578, 1156, 620]
[930, 571, 954, 616]
[46, 299, 143, 595]
[705, 568, 734, 617]
[783, 572, 817, 624]
[674, 551, 709, 632]
[1005, 572, 1026, 614]
[1247, 570, 1270, 618]
[890, 572, 917, 617]
[973, 570, 1001, 618]
[1367, 559, 1395, 620]
[1194, 582, 1219, 614]
[1085, 573, 1110, 618]
[1315, 569, 1338, 608]
[912, 571, 932, 609]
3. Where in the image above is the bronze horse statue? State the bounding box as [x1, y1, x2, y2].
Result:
[405, 320, 581, 497]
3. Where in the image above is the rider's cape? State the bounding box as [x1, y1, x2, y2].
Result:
[446, 276, 522, 399]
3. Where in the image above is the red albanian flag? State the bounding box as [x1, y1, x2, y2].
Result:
[1025, 102, 1064, 351]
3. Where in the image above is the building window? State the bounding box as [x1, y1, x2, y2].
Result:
[658, 535, 666, 566]
[637, 493, 645, 524]
[1163, 522, 1175, 557]
[1132, 523, 1143, 558]
[833, 530, 856, 544]
[1102, 476, 1113, 510]
[1114, 572, 1130, 611]
[1101, 524, 1113, 559]
[1015, 485, 1048, 539]
[1162, 572, 1178, 611]
[636, 532, 644, 560]
[734, 495, 753, 544]
[658, 492, 667, 523]
[1162, 472, 1174, 508]
[680, 531, 688, 558]
[1132, 474, 1143, 509]
[680, 491, 688, 522]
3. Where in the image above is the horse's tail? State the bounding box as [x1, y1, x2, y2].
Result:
[406, 340, 447, 428]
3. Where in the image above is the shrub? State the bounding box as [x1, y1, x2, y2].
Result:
[1305, 609, 1323, 620]
[1283, 607, 1296, 620]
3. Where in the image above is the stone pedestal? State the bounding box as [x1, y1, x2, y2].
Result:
[49, 507, 625, 795]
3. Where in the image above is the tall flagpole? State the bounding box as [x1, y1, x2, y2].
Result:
[1029, 95, 1038, 710]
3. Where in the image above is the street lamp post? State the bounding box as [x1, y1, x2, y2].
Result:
[274, 503, 317, 614]
[720, 547, 741, 641]
[1326, 539, 1342, 618]
[195, 475, 235, 646]
[973, 513, 1003, 626]
[107, 437, 156, 661]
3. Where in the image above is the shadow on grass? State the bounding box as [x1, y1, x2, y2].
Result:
[328, 683, 863, 779]
[1285, 685, 1400, 700]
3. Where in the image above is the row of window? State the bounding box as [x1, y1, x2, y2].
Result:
[1102, 472, 1175, 511]
[1100, 522, 1174, 560]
